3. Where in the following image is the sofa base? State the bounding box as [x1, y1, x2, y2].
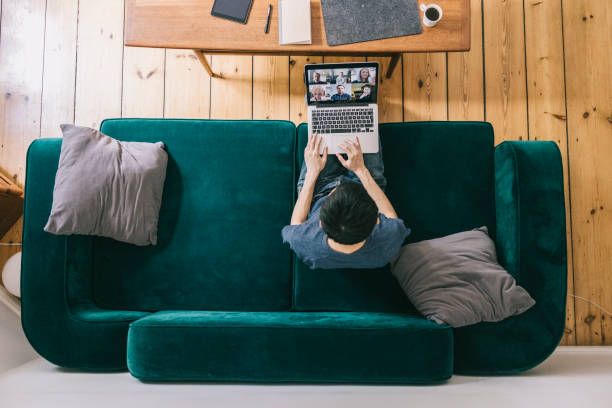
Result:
[127, 311, 453, 384]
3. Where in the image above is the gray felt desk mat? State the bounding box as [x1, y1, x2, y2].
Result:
[321, 0, 422, 46]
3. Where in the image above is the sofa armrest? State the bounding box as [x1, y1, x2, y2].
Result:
[453, 140, 567, 375]
[21, 139, 147, 371]
[494, 141, 567, 301]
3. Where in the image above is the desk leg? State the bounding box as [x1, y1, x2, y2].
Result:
[193, 50, 223, 79]
[385, 54, 401, 79]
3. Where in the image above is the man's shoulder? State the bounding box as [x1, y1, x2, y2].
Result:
[374, 215, 409, 241]
[282, 216, 328, 266]
[282, 216, 324, 245]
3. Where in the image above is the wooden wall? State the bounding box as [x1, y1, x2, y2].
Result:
[0, 0, 610, 344]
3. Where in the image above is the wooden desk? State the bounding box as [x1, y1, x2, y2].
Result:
[125, 0, 470, 78]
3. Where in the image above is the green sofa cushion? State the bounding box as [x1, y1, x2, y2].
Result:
[127, 311, 453, 383]
[90, 119, 296, 311]
[293, 122, 496, 312]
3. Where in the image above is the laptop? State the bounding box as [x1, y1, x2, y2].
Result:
[304, 62, 380, 154]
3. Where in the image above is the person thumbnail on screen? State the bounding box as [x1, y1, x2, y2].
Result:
[331, 84, 352, 101]
[311, 71, 327, 84]
[352, 84, 373, 101]
[309, 85, 329, 102]
[352, 67, 375, 83]
[334, 70, 347, 85]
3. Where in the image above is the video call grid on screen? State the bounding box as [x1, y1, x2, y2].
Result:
[305, 62, 378, 105]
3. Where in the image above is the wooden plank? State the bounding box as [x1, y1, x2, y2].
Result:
[403, 53, 447, 121]
[482, 0, 528, 143]
[371, 56, 404, 123]
[524, 0, 575, 346]
[448, 0, 484, 121]
[74, 0, 124, 129]
[124, 0, 471, 53]
[252, 56, 289, 120]
[122, 47, 165, 117]
[40, 0, 79, 139]
[209, 55, 252, 119]
[289, 56, 322, 125]
[0, 0, 37, 314]
[0, 0, 46, 185]
[563, 0, 612, 345]
[164, 50, 211, 119]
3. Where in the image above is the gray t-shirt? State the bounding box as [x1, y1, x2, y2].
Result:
[281, 197, 410, 269]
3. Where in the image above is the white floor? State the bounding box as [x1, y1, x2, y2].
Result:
[0, 303, 38, 373]
[0, 346, 610, 408]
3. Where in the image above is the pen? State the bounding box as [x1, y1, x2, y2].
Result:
[265, 4, 272, 33]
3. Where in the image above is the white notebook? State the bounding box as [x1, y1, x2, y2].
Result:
[279, 0, 312, 45]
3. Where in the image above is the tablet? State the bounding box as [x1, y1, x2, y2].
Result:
[211, 0, 254, 24]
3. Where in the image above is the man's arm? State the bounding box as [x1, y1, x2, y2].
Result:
[290, 172, 317, 225]
[290, 134, 328, 225]
[336, 137, 398, 219]
[355, 167, 398, 219]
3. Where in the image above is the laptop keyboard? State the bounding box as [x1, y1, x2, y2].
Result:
[311, 107, 375, 134]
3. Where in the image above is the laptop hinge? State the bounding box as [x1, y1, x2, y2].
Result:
[313, 102, 370, 108]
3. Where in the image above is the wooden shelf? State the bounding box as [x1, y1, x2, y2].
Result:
[1, 173, 23, 239]
[0, 283, 21, 318]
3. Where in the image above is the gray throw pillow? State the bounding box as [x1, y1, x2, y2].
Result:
[390, 227, 535, 327]
[44, 124, 168, 246]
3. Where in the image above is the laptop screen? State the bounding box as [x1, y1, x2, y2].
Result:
[305, 62, 379, 106]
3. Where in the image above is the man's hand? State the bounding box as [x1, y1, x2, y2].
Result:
[336, 137, 367, 174]
[305, 134, 328, 175]
[338, 136, 398, 219]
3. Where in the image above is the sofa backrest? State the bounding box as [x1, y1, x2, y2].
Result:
[293, 122, 496, 312]
[25, 119, 496, 314]
[87, 119, 295, 311]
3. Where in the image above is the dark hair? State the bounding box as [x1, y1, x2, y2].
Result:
[320, 182, 378, 245]
[363, 85, 371, 89]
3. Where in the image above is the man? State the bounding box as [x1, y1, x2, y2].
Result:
[359, 85, 372, 101]
[335, 71, 347, 85]
[331, 85, 351, 101]
[312, 72, 326, 84]
[282, 134, 410, 269]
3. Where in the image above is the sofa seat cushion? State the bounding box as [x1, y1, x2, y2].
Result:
[127, 311, 453, 383]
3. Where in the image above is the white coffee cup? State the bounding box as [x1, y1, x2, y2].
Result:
[420, 3, 443, 27]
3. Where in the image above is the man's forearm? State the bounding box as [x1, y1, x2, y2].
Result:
[355, 168, 398, 219]
[290, 172, 318, 225]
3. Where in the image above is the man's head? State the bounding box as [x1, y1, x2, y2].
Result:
[314, 72, 320, 81]
[362, 85, 371, 95]
[336, 85, 345, 94]
[320, 182, 378, 245]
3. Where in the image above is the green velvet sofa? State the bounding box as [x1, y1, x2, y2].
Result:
[21, 119, 567, 383]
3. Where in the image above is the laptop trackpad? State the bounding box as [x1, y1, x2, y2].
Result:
[320, 134, 379, 155]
